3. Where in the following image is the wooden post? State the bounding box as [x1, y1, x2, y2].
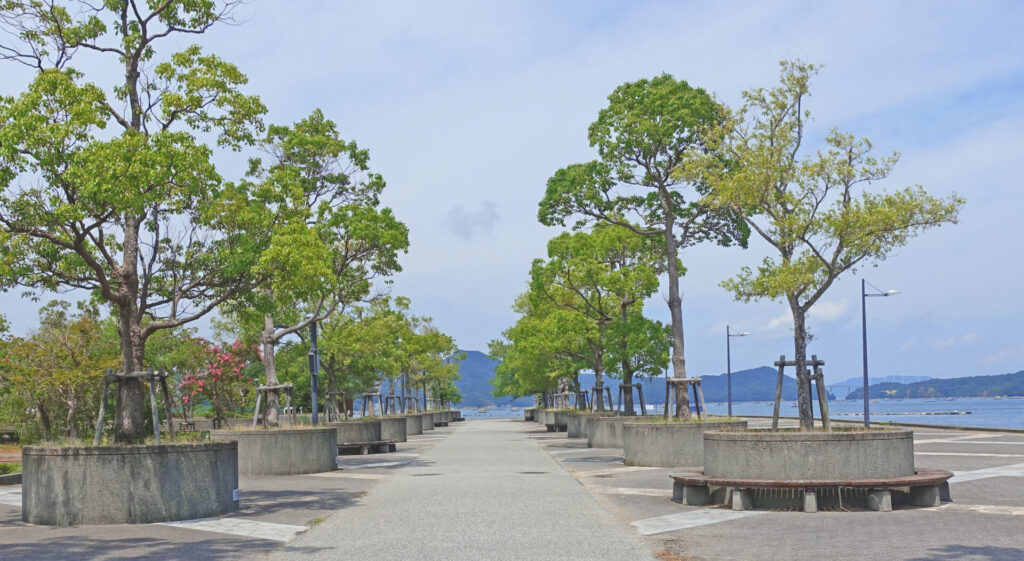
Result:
[772, 355, 786, 430]
[252, 391, 263, 429]
[147, 370, 162, 445]
[93, 369, 112, 445]
[159, 372, 176, 440]
[811, 356, 831, 431]
[694, 380, 707, 421]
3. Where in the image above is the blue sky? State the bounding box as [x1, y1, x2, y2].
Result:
[2, 1, 1022, 384]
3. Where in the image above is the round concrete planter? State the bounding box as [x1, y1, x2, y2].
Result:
[421, 412, 435, 431]
[566, 412, 591, 438]
[405, 413, 423, 435]
[536, 410, 551, 426]
[380, 416, 408, 443]
[210, 427, 337, 475]
[623, 420, 748, 467]
[332, 419, 382, 443]
[703, 429, 915, 480]
[22, 442, 238, 525]
[586, 415, 648, 448]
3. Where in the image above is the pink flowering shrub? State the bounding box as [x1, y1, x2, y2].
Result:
[178, 340, 261, 422]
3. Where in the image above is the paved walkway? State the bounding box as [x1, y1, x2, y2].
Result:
[269, 419, 655, 561]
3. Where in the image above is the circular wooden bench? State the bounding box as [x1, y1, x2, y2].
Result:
[670, 468, 953, 512]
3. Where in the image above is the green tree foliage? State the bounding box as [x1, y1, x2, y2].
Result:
[223, 109, 408, 426]
[0, 1, 266, 442]
[698, 61, 965, 429]
[527, 225, 668, 412]
[0, 301, 120, 441]
[537, 74, 748, 417]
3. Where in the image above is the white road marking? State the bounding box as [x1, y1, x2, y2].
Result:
[591, 487, 673, 498]
[916, 441, 1024, 446]
[936, 503, 1024, 516]
[951, 462, 1024, 483]
[630, 509, 765, 535]
[158, 517, 308, 542]
[915, 434, 1009, 444]
[0, 488, 21, 507]
[916, 452, 1024, 458]
[308, 471, 386, 480]
[340, 461, 409, 469]
[571, 466, 660, 478]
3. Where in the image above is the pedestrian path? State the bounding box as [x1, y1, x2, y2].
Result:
[269, 419, 655, 561]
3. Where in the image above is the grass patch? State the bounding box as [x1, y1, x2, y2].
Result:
[0, 462, 20, 475]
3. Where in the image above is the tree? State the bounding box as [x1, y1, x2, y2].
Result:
[1, 301, 120, 440]
[538, 75, 748, 418]
[0, 1, 266, 442]
[528, 225, 667, 413]
[700, 61, 964, 429]
[224, 109, 408, 426]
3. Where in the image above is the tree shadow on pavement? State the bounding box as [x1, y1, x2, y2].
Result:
[906, 545, 1024, 561]
[238, 488, 364, 517]
[0, 534, 323, 561]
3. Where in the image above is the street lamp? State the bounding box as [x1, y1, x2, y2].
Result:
[726, 325, 750, 417]
[861, 279, 899, 428]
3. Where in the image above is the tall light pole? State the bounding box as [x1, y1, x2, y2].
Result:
[726, 325, 750, 417]
[861, 279, 899, 428]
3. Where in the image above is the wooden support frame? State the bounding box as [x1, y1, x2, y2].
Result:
[93, 370, 177, 445]
[617, 383, 647, 416]
[252, 383, 298, 429]
[590, 385, 615, 413]
[664, 378, 707, 420]
[771, 355, 831, 430]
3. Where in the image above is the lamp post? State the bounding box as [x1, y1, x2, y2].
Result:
[308, 321, 320, 425]
[726, 325, 750, 417]
[861, 279, 899, 428]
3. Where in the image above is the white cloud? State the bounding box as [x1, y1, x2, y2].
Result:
[901, 333, 980, 352]
[445, 201, 500, 241]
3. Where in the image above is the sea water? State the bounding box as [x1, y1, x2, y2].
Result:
[461, 397, 1024, 429]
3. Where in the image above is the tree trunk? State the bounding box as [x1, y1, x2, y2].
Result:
[594, 364, 605, 412]
[38, 401, 51, 442]
[620, 302, 635, 416]
[261, 312, 280, 427]
[660, 192, 691, 419]
[114, 302, 147, 442]
[791, 303, 813, 430]
[65, 399, 78, 440]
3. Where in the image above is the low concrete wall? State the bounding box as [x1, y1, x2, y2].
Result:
[623, 421, 748, 467]
[587, 415, 648, 448]
[333, 419, 382, 443]
[536, 410, 551, 426]
[380, 417, 408, 443]
[704, 429, 915, 480]
[524, 407, 536, 421]
[405, 413, 423, 435]
[211, 427, 336, 475]
[421, 413, 435, 431]
[22, 442, 238, 525]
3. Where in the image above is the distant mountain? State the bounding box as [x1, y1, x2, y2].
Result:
[452, 350, 533, 407]
[572, 367, 833, 404]
[847, 370, 1024, 400]
[455, 350, 833, 407]
[832, 375, 934, 387]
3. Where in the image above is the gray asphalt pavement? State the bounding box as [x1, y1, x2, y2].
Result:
[269, 418, 656, 561]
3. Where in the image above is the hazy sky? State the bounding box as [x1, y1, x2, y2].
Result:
[2, 1, 1022, 384]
